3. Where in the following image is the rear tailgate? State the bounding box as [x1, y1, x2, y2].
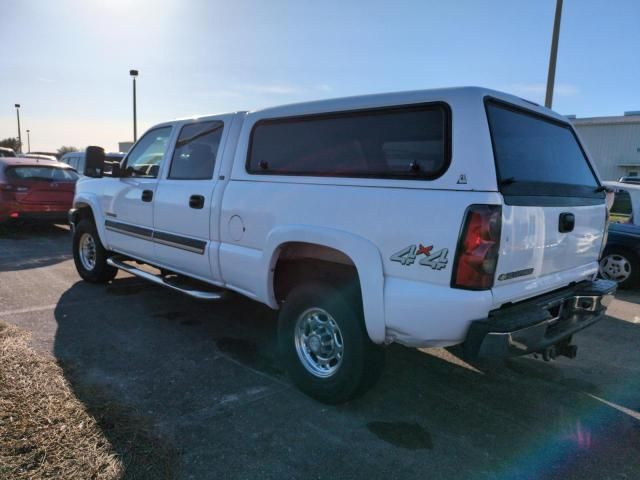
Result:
[19, 181, 75, 204]
[6, 165, 78, 205]
[486, 99, 607, 305]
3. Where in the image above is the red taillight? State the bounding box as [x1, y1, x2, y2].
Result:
[452, 205, 502, 290]
[10, 212, 19, 218]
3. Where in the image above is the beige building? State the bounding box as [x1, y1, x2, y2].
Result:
[572, 112, 640, 181]
[118, 141, 134, 153]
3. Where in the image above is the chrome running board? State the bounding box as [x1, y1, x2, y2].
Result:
[107, 257, 226, 301]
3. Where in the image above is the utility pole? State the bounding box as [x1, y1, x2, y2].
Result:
[15, 104, 22, 153]
[130, 69, 139, 142]
[545, 0, 563, 109]
[26, 129, 31, 152]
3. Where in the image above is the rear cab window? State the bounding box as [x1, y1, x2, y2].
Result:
[247, 103, 450, 179]
[485, 98, 604, 205]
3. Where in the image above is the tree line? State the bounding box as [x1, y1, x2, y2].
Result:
[0, 137, 78, 157]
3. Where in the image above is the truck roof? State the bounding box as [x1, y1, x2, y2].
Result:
[251, 86, 569, 121]
[167, 86, 569, 127]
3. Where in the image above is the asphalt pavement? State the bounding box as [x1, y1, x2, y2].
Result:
[1, 223, 639, 479]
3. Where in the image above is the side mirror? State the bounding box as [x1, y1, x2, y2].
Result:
[85, 146, 105, 178]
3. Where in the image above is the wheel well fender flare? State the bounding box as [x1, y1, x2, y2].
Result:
[72, 194, 108, 246]
[262, 225, 386, 344]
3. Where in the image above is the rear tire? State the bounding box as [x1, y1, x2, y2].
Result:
[278, 281, 384, 404]
[599, 248, 640, 289]
[72, 218, 117, 283]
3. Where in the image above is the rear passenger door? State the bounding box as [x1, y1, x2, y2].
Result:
[153, 116, 230, 281]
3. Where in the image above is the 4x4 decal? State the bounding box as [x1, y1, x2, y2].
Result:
[390, 244, 449, 270]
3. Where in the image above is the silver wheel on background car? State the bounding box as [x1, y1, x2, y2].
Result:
[79, 232, 97, 271]
[294, 307, 344, 378]
[599, 253, 631, 283]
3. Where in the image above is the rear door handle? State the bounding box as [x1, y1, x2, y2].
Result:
[189, 194, 205, 209]
[558, 212, 575, 233]
[141, 190, 153, 202]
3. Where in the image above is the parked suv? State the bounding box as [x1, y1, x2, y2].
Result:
[60, 150, 125, 176]
[69, 87, 615, 403]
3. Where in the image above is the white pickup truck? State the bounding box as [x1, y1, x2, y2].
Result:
[69, 87, 616, 403]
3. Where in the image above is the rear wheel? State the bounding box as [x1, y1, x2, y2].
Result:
[278, 282, 384, 404]
[599, 248, 639, 288]
[72, 219, 117, 283]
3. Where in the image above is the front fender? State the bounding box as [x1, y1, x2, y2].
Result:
[72, 193, 108, 247]
[262, 225, 386, 344]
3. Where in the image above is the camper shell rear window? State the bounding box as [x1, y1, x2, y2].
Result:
[485, 98, 604, 205]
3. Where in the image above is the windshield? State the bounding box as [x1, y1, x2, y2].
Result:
[5, 166, 79, 182]
[486, 100, 602, 200]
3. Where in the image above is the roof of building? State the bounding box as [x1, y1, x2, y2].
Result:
[572, 114, 640, 126]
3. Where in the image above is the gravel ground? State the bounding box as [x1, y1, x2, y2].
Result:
[1, 223, 639, 479]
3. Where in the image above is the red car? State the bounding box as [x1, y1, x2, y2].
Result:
[0, 158, 79, 223]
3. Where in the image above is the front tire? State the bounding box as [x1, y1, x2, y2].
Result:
[72, 219, 117, 283]
[278, 282, 384, 404]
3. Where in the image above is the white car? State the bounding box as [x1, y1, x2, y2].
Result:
[0, 147, 18, 157]
[69, 87, 615, 403]
[20, 153, 58, 162]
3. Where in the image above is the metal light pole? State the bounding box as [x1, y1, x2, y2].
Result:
[14, 104, 22, 153]
[130, 69, 139, 142]
[26, 129, 31, 152]
[545, 0, 563, 109]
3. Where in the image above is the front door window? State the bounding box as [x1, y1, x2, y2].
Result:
[124, 127, 172, 178]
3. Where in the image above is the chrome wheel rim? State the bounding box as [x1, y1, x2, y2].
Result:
[599, 254, 631, 283]
[79, 233, 97, 271]
[294, 307, 344, 378]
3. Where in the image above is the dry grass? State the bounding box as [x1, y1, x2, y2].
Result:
[0, 322, 176, 479]
[0, 322, 122, 478]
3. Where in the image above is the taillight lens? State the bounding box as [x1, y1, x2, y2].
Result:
[452, 205, 502, 290]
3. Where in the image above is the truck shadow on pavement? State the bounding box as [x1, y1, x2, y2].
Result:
[52, 278, 640, 480]
[0, 221, 69, 239]
[0, 222, 71, 272]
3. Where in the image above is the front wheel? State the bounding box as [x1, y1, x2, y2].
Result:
[72, 219, 118, 283]
[599, 248, 639, 289]
[278, 282, 384, 404]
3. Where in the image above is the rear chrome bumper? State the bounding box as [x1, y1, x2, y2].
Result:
[464, 279, 617, 358]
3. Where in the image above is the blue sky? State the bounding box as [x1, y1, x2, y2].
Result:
[1, 0, 639, 151]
